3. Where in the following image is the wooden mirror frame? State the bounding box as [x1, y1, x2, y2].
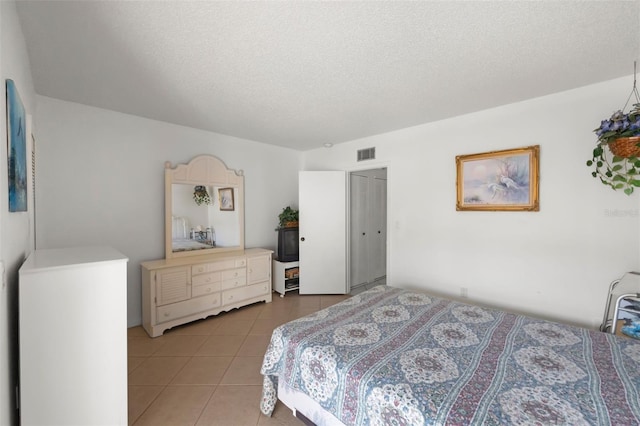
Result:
[165, 155, 245, 259]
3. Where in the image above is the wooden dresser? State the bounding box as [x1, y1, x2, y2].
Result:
[141, 248, 272, 337]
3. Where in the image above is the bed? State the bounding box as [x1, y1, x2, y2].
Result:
[171, 216, 213, 252]
[260, 285, 640, 425]
[171, 238, 211, 252]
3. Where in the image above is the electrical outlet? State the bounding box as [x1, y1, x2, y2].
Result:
[461, 287, 468, 298]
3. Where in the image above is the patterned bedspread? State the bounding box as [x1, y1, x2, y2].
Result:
[260, 285, 640, 425]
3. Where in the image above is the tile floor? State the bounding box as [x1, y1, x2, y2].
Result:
[127, 290, 357, 425]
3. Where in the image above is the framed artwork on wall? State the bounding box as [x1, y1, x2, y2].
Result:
[456, 145, 540, 211]
[218, 187, 234, 211]
[6, 79, 27, 212]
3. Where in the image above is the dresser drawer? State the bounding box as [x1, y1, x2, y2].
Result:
[192, 271, 222, 286]
[191, 260, 236, 275]
[191, 264, 209, 276]
[223, 268, 246, 280]
[222, 282, 270, 305]
[157, 293, 220, 323]
[192, 282, 221, 297]
[221, 276, 247, 290]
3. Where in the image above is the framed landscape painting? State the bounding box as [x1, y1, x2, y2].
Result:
[456, 145, 539, 211]
[6, 79, 27, 212]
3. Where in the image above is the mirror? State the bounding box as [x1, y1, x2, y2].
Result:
[165, 155, 244, 259]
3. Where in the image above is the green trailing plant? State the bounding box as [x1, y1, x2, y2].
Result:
[587, 147, 640, 195]
[587, 103, 640, 195]
[277, 206, 299, 229]
[193, 185, 212, 205]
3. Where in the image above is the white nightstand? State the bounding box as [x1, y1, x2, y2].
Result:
[273, 259, 299, 297]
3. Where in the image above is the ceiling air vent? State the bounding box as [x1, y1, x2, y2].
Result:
[357, 147, 375, 162]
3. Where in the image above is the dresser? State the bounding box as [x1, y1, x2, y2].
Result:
[141, 248, 272, 337]
[19, 246, 128, 425]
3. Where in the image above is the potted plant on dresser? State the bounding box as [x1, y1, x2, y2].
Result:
[587, 102, 640, 195]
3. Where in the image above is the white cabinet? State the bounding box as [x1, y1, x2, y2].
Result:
[19, 246, 128, 426]
[273, 260, 299, 296]
[142, 248, 272, 337]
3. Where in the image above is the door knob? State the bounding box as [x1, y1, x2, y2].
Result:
[300, 237, 305, 241]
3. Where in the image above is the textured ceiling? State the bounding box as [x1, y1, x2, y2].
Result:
[15, 1, 640, 151]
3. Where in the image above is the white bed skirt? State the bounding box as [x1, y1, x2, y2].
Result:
[278, 380, 345, 426]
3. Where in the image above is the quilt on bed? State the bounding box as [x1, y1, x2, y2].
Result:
[260, 285, 640, 425]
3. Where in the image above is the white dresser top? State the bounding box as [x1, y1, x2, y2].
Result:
[20, 246, 128, 273]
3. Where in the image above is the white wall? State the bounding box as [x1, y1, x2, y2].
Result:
[304, 76, 640, 328]
[0, 1, 35, 424]
[35, 96, 301, 327]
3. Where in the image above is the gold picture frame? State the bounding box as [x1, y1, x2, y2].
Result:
[456, 145, 539, 211]
[218, 187, 235, 211]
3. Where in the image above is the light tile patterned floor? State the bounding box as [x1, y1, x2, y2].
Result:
[127, 290, 355, 425]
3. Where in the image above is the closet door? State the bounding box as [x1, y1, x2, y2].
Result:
[350, 173, 369, 288]
[371, 176, 387, 280]
[349, 169, 387, 287]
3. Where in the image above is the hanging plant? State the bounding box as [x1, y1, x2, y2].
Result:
[587, 104, 640, 195]
[587, 67, 640, 195]
[193, 185, 212, 206]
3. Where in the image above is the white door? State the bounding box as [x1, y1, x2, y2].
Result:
[350, 173, 369, 287]
[349, 169, 387, 286]
[299, 171, 347, 294]
[371, 176, 387, 280]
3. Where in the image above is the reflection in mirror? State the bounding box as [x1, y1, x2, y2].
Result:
[171, 184, 241, 252]
[165, 154, 245, 259]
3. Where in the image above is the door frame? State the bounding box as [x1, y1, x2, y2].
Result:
[347, 163, 390, 292]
